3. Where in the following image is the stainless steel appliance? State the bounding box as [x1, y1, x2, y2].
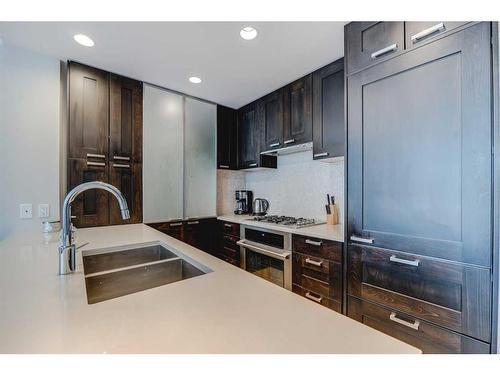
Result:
[252, 198, 269, 216]
[237, 225, 292, 290]
[234, 190, 253, 215]
[249, 215, 321, 228]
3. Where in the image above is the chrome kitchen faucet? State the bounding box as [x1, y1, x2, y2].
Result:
[59, 181, 130, 275]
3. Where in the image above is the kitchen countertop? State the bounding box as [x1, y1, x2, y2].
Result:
[217, 214, 344, 242]
[0, 224, 418, 354]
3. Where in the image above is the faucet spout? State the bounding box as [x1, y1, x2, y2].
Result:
[59, 181, 130, 275]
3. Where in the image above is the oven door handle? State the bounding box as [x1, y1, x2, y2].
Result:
[236, 239, 290, 260]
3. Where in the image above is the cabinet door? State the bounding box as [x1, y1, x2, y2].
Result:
[68, 158, 109, 227]
[109, 162, 142, 225]
[184, 218, 215, 252]
[259, 90, 284, 151]
[216, 105, 238, 169]
[312, 58, 344, 159]
[109, 74, 143, 163]
[283, 75, 312, 146]
[405, 22, 469, 50]
[68, 62, 109, 159]
[347, 22, 492, 266]
[345, 22, 404, 73]
[238, 102, 260, 168]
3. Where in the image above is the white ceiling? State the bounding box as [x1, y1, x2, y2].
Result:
[0, 22, 346, 108]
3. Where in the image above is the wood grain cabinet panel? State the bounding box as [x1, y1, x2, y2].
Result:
[69, 63, 109, 159]
[348, 296, 490, 354]
[237, 102, 260, 168]
[109, 74, 143, 163]
[148, 221, 183, 240]
[348, 244, 491, 342]
[283, 75, 312, 146]
[259, 89, 284, 151]
[109, 162, 142, 224]
[405, 22, 469, 50]
[68, 158, 109, 227]
[292, 235, 342, 262]
[293, 284, 342, 313]
[217, 105, 238, 170]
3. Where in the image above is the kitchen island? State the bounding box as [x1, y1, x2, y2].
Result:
[0, 224, 419, 354]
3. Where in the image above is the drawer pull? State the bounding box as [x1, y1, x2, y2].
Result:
[350, 235, 374, 244]
[305, 258, 323, 267]
[86, 161, 106, 167]
[219, 165, 230, 169]
[269, 142, 281, 147]
[411, 22, 445, 43]
[314, 152, 329, 158]
[305, 239, 323, 246]
[389, 255, 420, 267]
[187, 221, 199, 225]
[305, 292, 323, 303]
[169, 222, 183, 227]
[389, 312, 420, 331]
[371, 43, 398, 59]
[224, 223, 233, 228]
[284, 139, 296, 145]
[86, 153, 105, 159]
[113, 155, 130, 161]
[113, 163, 130, 168]
[249, 163, 258, 167]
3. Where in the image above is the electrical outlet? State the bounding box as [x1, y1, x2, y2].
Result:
[20, 204, 33, 219]
[38, 204, 50, 218]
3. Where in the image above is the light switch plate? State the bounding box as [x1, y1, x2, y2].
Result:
[20, 203, 33, 219]
[38, 204, 50, 218]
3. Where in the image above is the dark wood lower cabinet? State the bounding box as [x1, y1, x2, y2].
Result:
[214, 221, 241, 265]
[348, 296, 490, 354]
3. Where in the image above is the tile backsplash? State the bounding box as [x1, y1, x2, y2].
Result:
[217, 150, 344, 223]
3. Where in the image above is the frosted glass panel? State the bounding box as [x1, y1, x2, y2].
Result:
[184, 97, 216, 218]
[143, 85, 184, 222]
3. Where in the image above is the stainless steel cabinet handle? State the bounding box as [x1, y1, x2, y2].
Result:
[249, 163, 258, 167]
[224, 223, 233, 228]
[389, 255, 420, 267]
[371, 43, 398, 59]
[113, 155, 130, 161]
[86, 161, 106, 167]
[305, 292, 323, 303]
[350, 235, 374, 244]
[219, 165, 230, 169]
[269, 142, 281, 147]
[314, 152, 329, 158]
[305, 239, 323, 246]
[187, 221, 199, 225]
[411, 22, 445, 43]
[86, 153, 105, 159]
[305, 258, 323, 267]
[169, 222, 183, 227]
[284, 139, 295, 145]
[113, 163, 130, 168]
[389, 312, 420, 331]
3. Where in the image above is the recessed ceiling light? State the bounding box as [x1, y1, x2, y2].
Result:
[189, 76, 202, 84]
[240, 26, 258, 40]
[73, 34, 94, 47]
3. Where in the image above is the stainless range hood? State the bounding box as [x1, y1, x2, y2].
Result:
[260, 141, 312, 156]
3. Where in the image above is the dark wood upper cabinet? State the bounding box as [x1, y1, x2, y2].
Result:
[216, 105, 238, 170]
[109, 162, 142, 225]
[345, 22, 404, 74]
[109, 74, 143, 163]
[238, 102, 260, 168]
[347, 22, 492, 267]
[69, 62, 109, 159]
[312, 58, 344, 159]
[283, 74, 312, 146]
[259, 89, 284, 151]
[405, 22, 468, 50]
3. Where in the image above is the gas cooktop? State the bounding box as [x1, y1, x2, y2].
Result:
[249, 215, 322, 228]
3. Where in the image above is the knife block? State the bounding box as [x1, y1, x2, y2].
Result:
[326, 204, 339, 225]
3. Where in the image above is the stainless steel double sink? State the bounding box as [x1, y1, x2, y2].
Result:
[82, 243, 211, 304]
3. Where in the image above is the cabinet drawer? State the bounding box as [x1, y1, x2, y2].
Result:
[345, 22, 404, 73]
[147, 221, 183, 240]
[219, 221, 240, 237]
[293, 272, 341, 302]
[293, 284, 341, 313]
[348, 297, 490, 354]
[220, 245, 239, 260]
[222, 234, 239, 249]
[219, 253, 240, 267]
[348, 244, 491, 342]
[292, 235, 342, 262]
[405, 22, 469, 49]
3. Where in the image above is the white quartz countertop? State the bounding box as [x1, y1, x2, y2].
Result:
[0, 224, 418, 354]
[217, 214, 344, 242]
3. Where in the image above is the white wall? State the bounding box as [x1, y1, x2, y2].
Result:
[0, 46, 60, 239]
[217, 150, 344, 223]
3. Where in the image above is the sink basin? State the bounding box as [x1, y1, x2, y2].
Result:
[83, 243, 210, 304]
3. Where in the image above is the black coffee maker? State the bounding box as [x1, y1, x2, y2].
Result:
[234, 190, 253, 215]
